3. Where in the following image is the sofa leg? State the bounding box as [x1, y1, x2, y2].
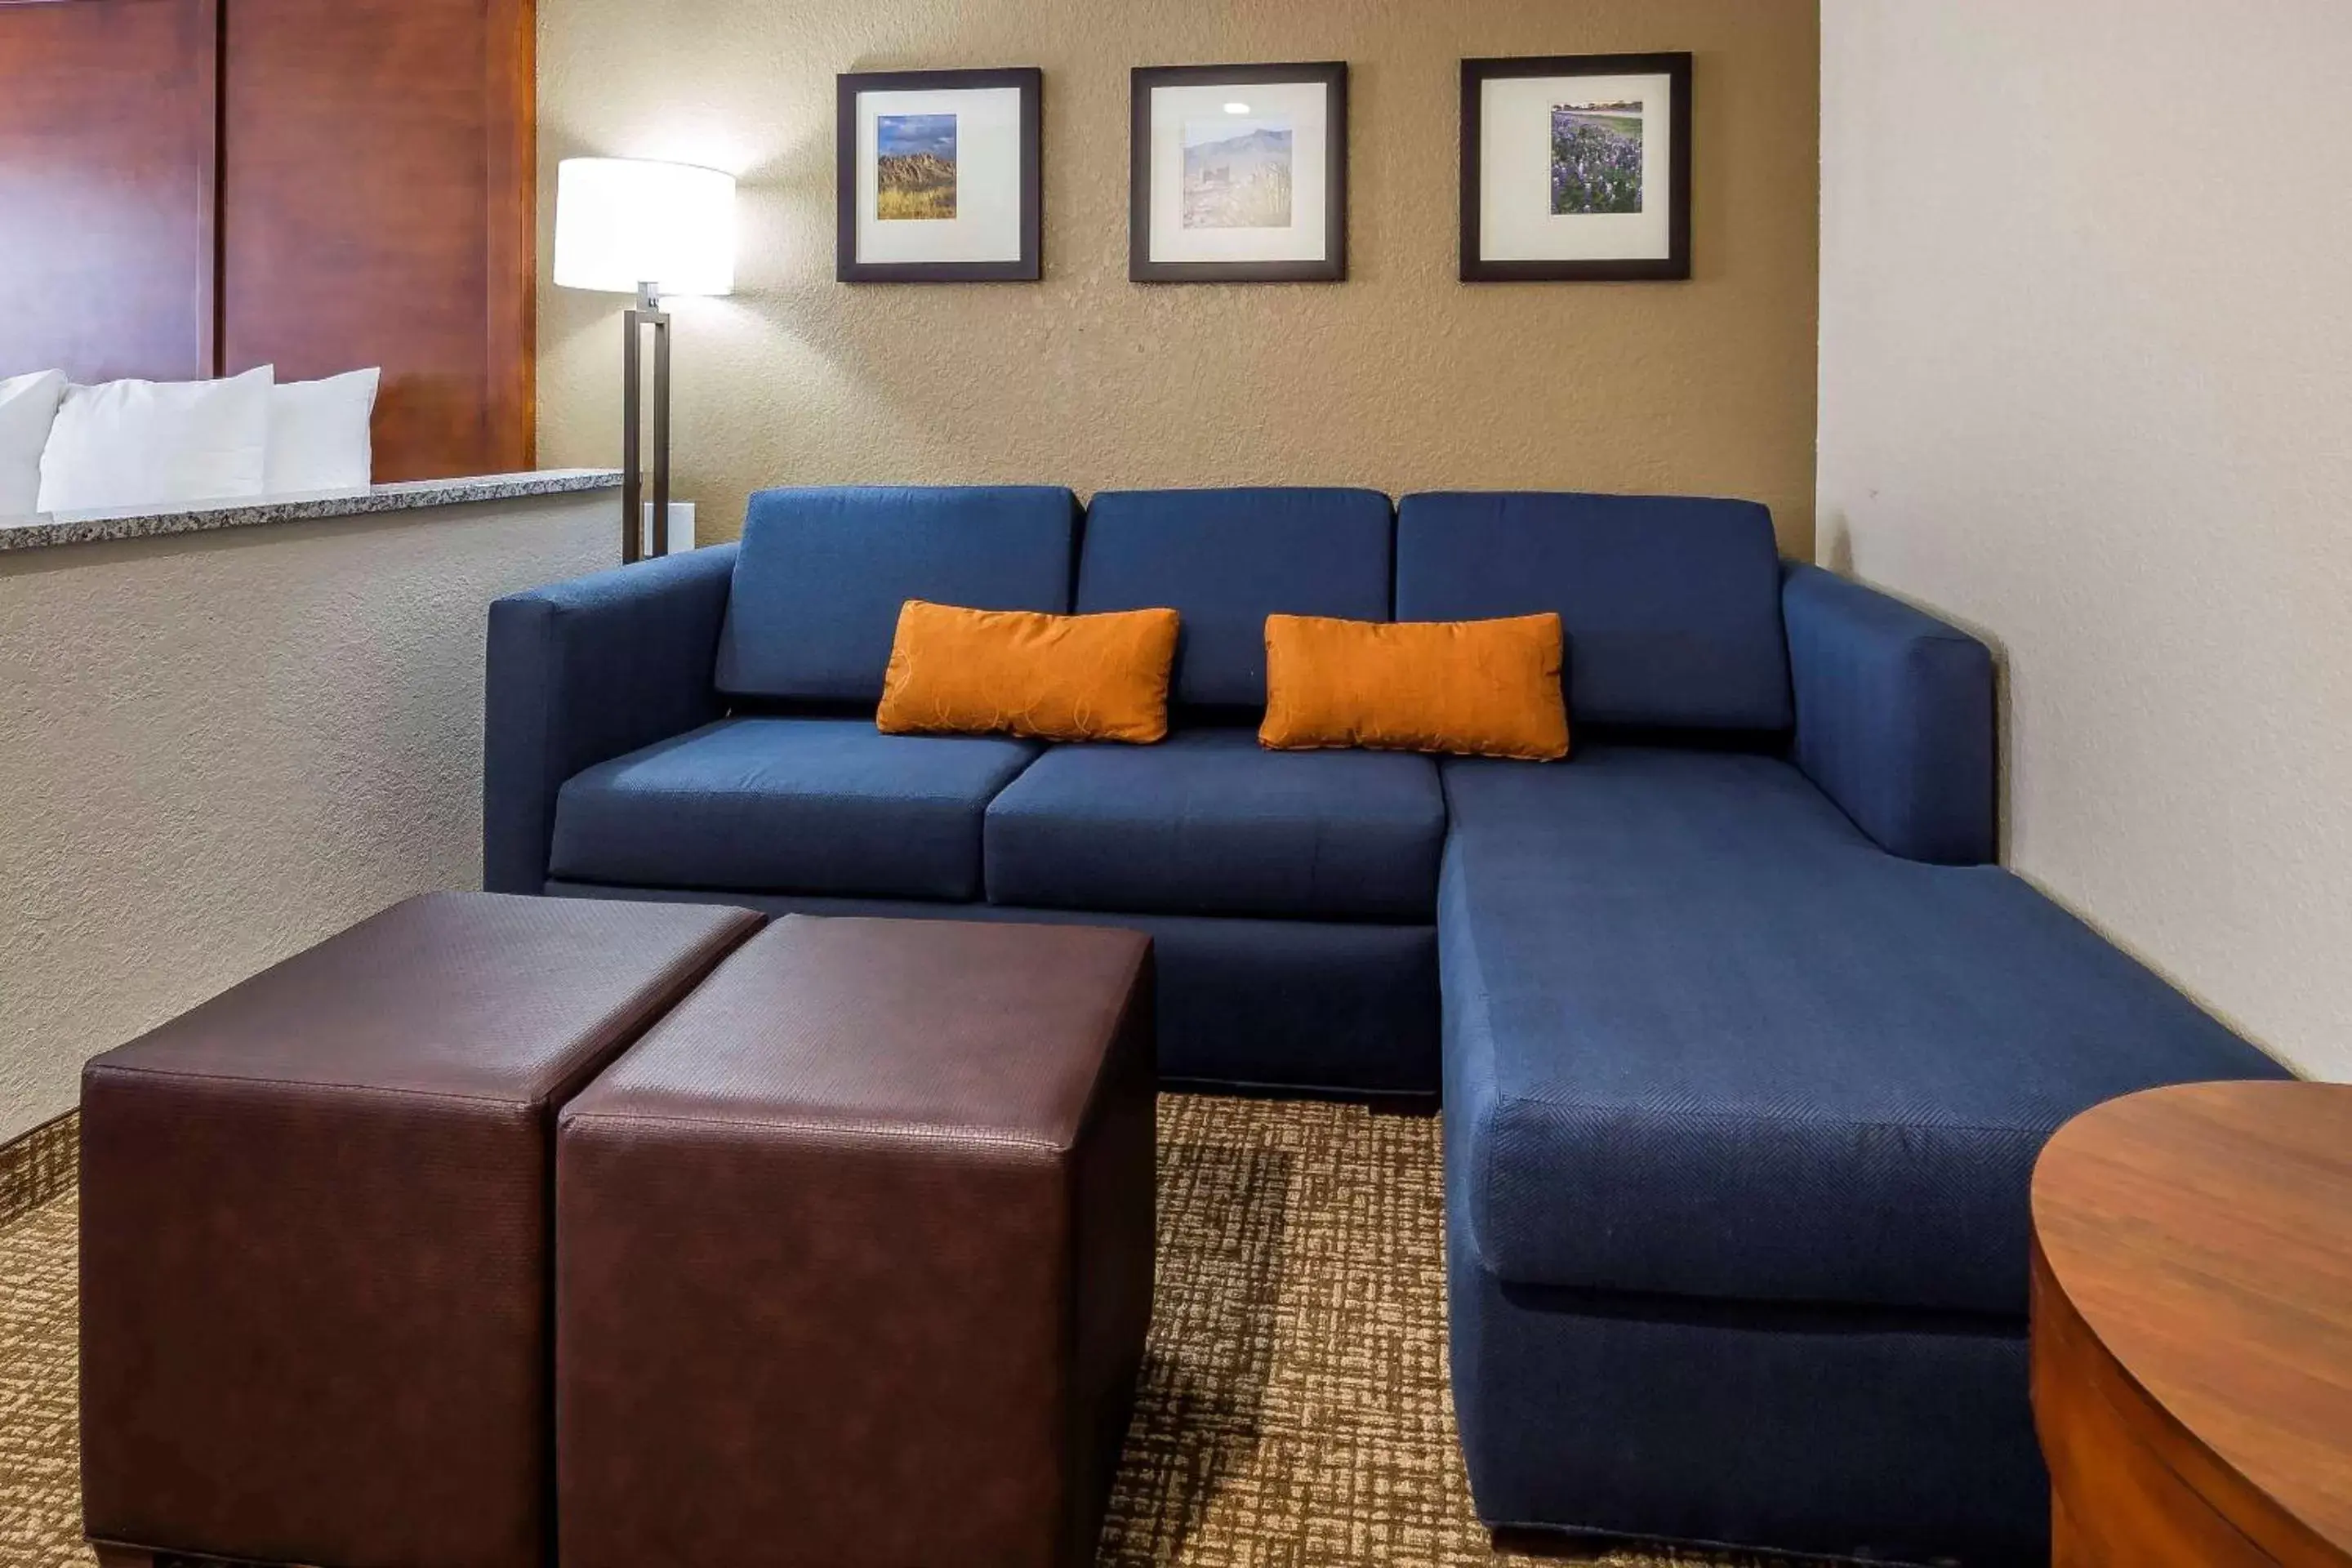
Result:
[90, 1546, 254, 1568]
[1487, 1526, 1606, 1559]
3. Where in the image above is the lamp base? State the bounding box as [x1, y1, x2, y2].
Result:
[640, 501, 695, 556]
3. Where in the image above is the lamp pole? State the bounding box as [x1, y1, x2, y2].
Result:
[620, 280, 671, 563]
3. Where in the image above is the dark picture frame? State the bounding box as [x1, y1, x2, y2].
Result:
[836, 66, 1042, 283]
[1129, 60, 1348, 283]
[1460, 52, 1691, 283]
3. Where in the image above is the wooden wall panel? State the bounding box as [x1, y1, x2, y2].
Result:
[220, 0, 534, 479]
[0, 0, 220, 383]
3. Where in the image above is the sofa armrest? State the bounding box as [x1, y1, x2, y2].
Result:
[483, 545, 738, 893]
[1782, 563, 1995, 865]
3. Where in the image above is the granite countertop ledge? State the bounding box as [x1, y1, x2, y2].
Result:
[0, 469, 624, 553]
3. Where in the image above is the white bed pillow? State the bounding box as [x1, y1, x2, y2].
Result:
[267, 368, 380, 494]
[0, 368, 67, 518]
[35, 364, 275, 514]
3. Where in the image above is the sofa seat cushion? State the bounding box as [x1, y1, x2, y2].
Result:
[1441, 745, 2287, 1317]
[985, 728, 1445, 920]
[550, 718, 1039, 901]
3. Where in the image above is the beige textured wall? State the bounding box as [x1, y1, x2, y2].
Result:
[537, 0, 1820, 553]
[1818, 1, 2352, 1080]
[0, 497, 617, 1140]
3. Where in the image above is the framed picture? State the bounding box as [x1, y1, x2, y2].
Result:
[1129, 60, 1348, 283]
[1460, 52, 1691, 283]
[836, 66, 1041, 283]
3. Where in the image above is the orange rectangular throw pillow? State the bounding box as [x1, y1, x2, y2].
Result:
[1260, 612, 1568, 760]
[877, 599, 1180, 744]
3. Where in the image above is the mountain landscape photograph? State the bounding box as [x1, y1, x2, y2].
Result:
[1182, 119, 1294, 229]
[877, 112, 956, 220]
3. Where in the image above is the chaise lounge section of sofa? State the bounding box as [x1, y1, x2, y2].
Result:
[1414, 497, 2283, 1563]
[485, 483, 2287, 1565]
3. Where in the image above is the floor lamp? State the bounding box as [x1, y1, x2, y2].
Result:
[552, 157, 737, 563]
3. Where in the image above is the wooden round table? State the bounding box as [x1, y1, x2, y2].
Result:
[2031, 1080, 2352, 1567]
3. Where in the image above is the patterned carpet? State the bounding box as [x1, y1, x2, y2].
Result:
[1, 1096, 1792, 1567]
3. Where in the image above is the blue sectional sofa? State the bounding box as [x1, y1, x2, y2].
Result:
[484, 484, 2287, 1566]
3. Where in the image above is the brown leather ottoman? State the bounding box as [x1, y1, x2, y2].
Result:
[79, 891, 763, 1568]
[557, 915, 1156, 1568]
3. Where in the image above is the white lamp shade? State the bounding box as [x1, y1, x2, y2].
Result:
[553, 158, 737, 296]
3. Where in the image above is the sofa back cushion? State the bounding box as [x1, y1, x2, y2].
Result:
[1395, 491, 1792, 731]
[1076, 487, 1392, 710]
[716, 485, 1079, 702]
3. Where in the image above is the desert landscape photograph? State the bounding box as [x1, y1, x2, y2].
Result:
[877, 112, 956, 220]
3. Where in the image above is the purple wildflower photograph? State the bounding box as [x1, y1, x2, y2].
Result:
[1550, 100, 1643, 215]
